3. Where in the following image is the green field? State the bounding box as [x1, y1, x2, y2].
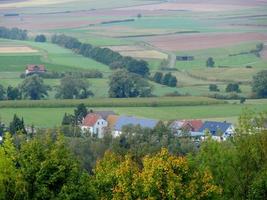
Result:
[0, 39, 110, 73]
[0, 99, 266, 127]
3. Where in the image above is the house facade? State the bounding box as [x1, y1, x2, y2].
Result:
[81, 113, 108, 138]
[199, 121, 235, 140]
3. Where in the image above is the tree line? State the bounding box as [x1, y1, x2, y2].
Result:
[152, 71, 177, 87]
[1, 69, 153, 100]
[0, 26, 28, 40]
[51, 34, 150, 77]
[0, 110, 266, 199]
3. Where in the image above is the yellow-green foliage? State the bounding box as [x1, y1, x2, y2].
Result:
[94, 148, 221, 200]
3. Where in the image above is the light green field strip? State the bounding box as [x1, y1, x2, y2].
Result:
[0, 100, 266, 127]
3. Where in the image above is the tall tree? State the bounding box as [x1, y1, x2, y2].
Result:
[126, 59, 149, 77]
[34, 34, 46, 42]
[109, 70, 152, 98]
[6, 86, 21, 100]
[162, 73, 172, 85]
[0, 84, 5, 100]
[206, 57, 215, 68]
[153, 72, 163, 83]
[56, 76, 93, 99]
[9, 114, 27, 135]
[225, 83, 241, 93]
[20, 75, 50, 100]
[0, 133, 25, 199]
[252, 70, 267, 98]
[74, 104, 88, 125]
[19, 132, 96, 199]
[168, 75, 177, 87]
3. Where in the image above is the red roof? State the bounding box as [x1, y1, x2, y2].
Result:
[26, 64, 46, 72]
[182, 120, 203, 132]
[82, 113, 102, 127]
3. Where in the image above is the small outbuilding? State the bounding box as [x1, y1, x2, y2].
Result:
[25, 64, 46, 75]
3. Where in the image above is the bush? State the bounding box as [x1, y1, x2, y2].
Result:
[34, 34, 46, 42]
[206, 57, 215, 68]
[226, 83, 241, 93]
[209, 84, 220, 92]
[240, 97, 246, 104]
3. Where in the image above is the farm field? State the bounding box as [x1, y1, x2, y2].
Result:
[0, 39, 110, 73]
[0, 99, 266, 127]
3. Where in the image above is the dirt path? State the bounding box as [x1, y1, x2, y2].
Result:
[261, 43, 267, 60]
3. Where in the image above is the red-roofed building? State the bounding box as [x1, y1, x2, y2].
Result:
[182, 120, 203, 132]
[170, 120, 203, 135]
[25, 64, 46, 75]
[81, 113, 108, 138]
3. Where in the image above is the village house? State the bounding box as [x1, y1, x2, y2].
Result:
[113, 116, 159, 137]
[81, 113, 108, 138]
[25, 64, 46, 75]
[199, 121, 235, 140]
[170, 120, 203, 136]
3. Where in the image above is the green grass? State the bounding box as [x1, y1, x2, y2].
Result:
[0, 39, 110, 73]
[0, 99, 266, 127]
[175, 42, 267, 70]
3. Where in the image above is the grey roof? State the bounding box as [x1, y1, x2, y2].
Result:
[94, 111, 116, 120]
[199, 121, 232, 135]
[114, 116, 159, 131]
[190, 132, 205, 137]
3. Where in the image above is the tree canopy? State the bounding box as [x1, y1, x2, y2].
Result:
[252, 70, 267, 98]
[56, 76, 93, 99]
[108, 70, 152, 98]
[20, 75, 50, 100]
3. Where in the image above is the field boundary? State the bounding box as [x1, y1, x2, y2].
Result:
[0, 97, 226, 108]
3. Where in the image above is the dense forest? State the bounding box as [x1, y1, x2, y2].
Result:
[0, 111, 266, 199]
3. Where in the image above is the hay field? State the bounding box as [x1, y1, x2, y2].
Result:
[0, 46, 38, 53]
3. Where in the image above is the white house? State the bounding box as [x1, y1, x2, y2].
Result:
[81, 113, 108, 138]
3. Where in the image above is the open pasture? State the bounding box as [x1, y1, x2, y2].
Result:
[0, 39, 110, 73]
[186, 68, 260, 83]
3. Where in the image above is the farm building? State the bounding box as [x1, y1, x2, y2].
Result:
[176, 56, 194, 61]
[81, 113, 108, 138]
[25, 64, 46, 75]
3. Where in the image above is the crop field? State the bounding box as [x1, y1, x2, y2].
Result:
[146, 33, 267, 52]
